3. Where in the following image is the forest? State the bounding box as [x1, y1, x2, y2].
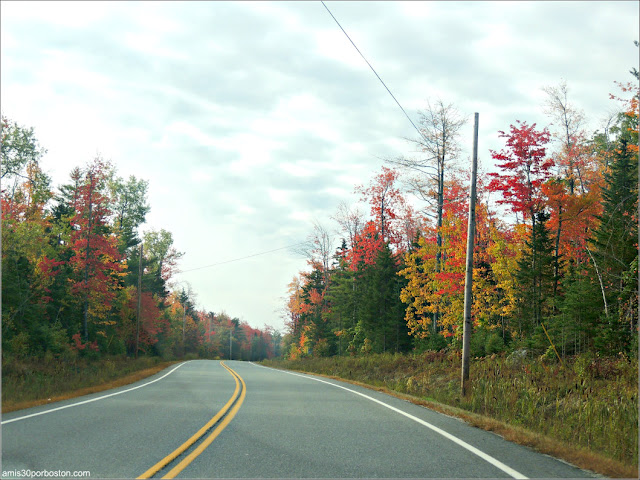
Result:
[281, 75, 638, 362]
[1, 121, 281, 364]
[1, 70, 637, 369]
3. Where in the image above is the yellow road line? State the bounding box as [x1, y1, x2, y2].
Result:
[137, 361, 245, 479]
[162, 364, 247, 478]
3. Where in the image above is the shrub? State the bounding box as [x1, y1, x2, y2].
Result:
[7, 332, 30, 359]
[485, 332, 505, 355]
[39, 322, 71, 356]
[470, 329, 487, 357]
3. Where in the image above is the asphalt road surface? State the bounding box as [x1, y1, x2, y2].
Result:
[1, 360, 597, 478]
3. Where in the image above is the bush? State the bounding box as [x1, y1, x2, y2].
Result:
[39, 322, 71, 356]
[540, 345, 559, 363]
[412, 333, 448, 353]
[107, 337, 127, 356]
[7, 332, 31, 359]
[470, 329, 487, 357]
[485, 332, 505, 355]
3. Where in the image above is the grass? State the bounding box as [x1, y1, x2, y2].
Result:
[262, 351, 638, 478]
[2, 354, 180, 413]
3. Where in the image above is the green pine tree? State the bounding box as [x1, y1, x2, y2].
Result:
[516, 211, 556, 338]
[589, 137, 638, 354]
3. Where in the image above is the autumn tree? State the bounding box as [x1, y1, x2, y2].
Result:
[389, 101, 466, 329]
[355, 166, 406, 247]
[487, 122, 560, 326]
[67, 157, 125, 342]
[400, 176, 505, 346]
[487, 121, 553, 226]
[1, 117, 63, 357]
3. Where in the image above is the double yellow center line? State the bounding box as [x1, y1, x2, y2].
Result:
[138, 361, 246, 479]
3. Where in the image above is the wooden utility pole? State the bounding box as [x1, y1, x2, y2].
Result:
[461, 112, 479, 396]
[209, 313, 213, 346]
[182, 304, 186, 357]
[135, 243, 143, 358]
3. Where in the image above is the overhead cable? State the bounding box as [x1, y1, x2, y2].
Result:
[179, 241, 311, 273]
[320, 1, 428, 144]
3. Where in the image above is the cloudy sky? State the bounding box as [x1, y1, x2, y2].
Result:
[2, 1, 638, 332]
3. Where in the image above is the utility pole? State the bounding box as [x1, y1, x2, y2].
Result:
[229, 328, 233, 360]
[209, 313, 213, 347]
[135, 244, 143, 358]
[461, 112, 479, 397]
[182, 304, 186, 357]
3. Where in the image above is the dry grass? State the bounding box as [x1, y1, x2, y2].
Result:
[2, 355, 179, 413]
[262, 352, 638, 479]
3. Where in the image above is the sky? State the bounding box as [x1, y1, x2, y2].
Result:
[2, 1, 638, 332]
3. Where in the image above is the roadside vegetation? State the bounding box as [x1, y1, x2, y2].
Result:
[263, 351, 638, 478]
[1, 354, 181, 413]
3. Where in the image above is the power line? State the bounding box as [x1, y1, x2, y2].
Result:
[320, 1, 427, 143]
[179, 241, 311, 273]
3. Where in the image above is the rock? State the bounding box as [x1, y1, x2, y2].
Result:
[507, 348, 528, 365]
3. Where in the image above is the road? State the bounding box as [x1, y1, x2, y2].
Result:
[1, 360, 596, 478]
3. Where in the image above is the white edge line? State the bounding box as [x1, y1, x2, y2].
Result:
[1, 361, 192, 425]
[251, 362, 528, 480]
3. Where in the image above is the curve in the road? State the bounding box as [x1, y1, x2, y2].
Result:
[255, 363, 528, 480]
[138, 361, 247, 479]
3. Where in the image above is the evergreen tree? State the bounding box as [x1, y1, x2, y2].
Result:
[515, 211, 556, 335]
[589, 137, 638, 354]
[553, 264, 602, 355]
[324, 252, 358, 356]
[358, 244, 410, 353]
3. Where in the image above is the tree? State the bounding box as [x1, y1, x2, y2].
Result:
[1, 118, 61, 357]
[355, 166, 406, 247]
[487, 121, 553, 227]
[1, 116, 48, 192]
[323, 253, 357, 356]
[302, 221, 334, 287]
[331, 201, 365, 250]
[542, 80, 586, 194]
[400, 177, 503, 341]
[67, 157, 125, 341]
[515, 211, 556, 335]
[388, 101, 466, 331]
[589, 136, 638, 354]
[541, 82, 605, 299]
[138, 229, 183, 299]
[360, 244, 409, 353]
[389, 100, 466, 224]
[108, 175, 150, 254]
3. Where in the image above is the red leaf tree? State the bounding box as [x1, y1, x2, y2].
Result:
[68, 157, 124, 341]
[487, 121, 553, 227]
